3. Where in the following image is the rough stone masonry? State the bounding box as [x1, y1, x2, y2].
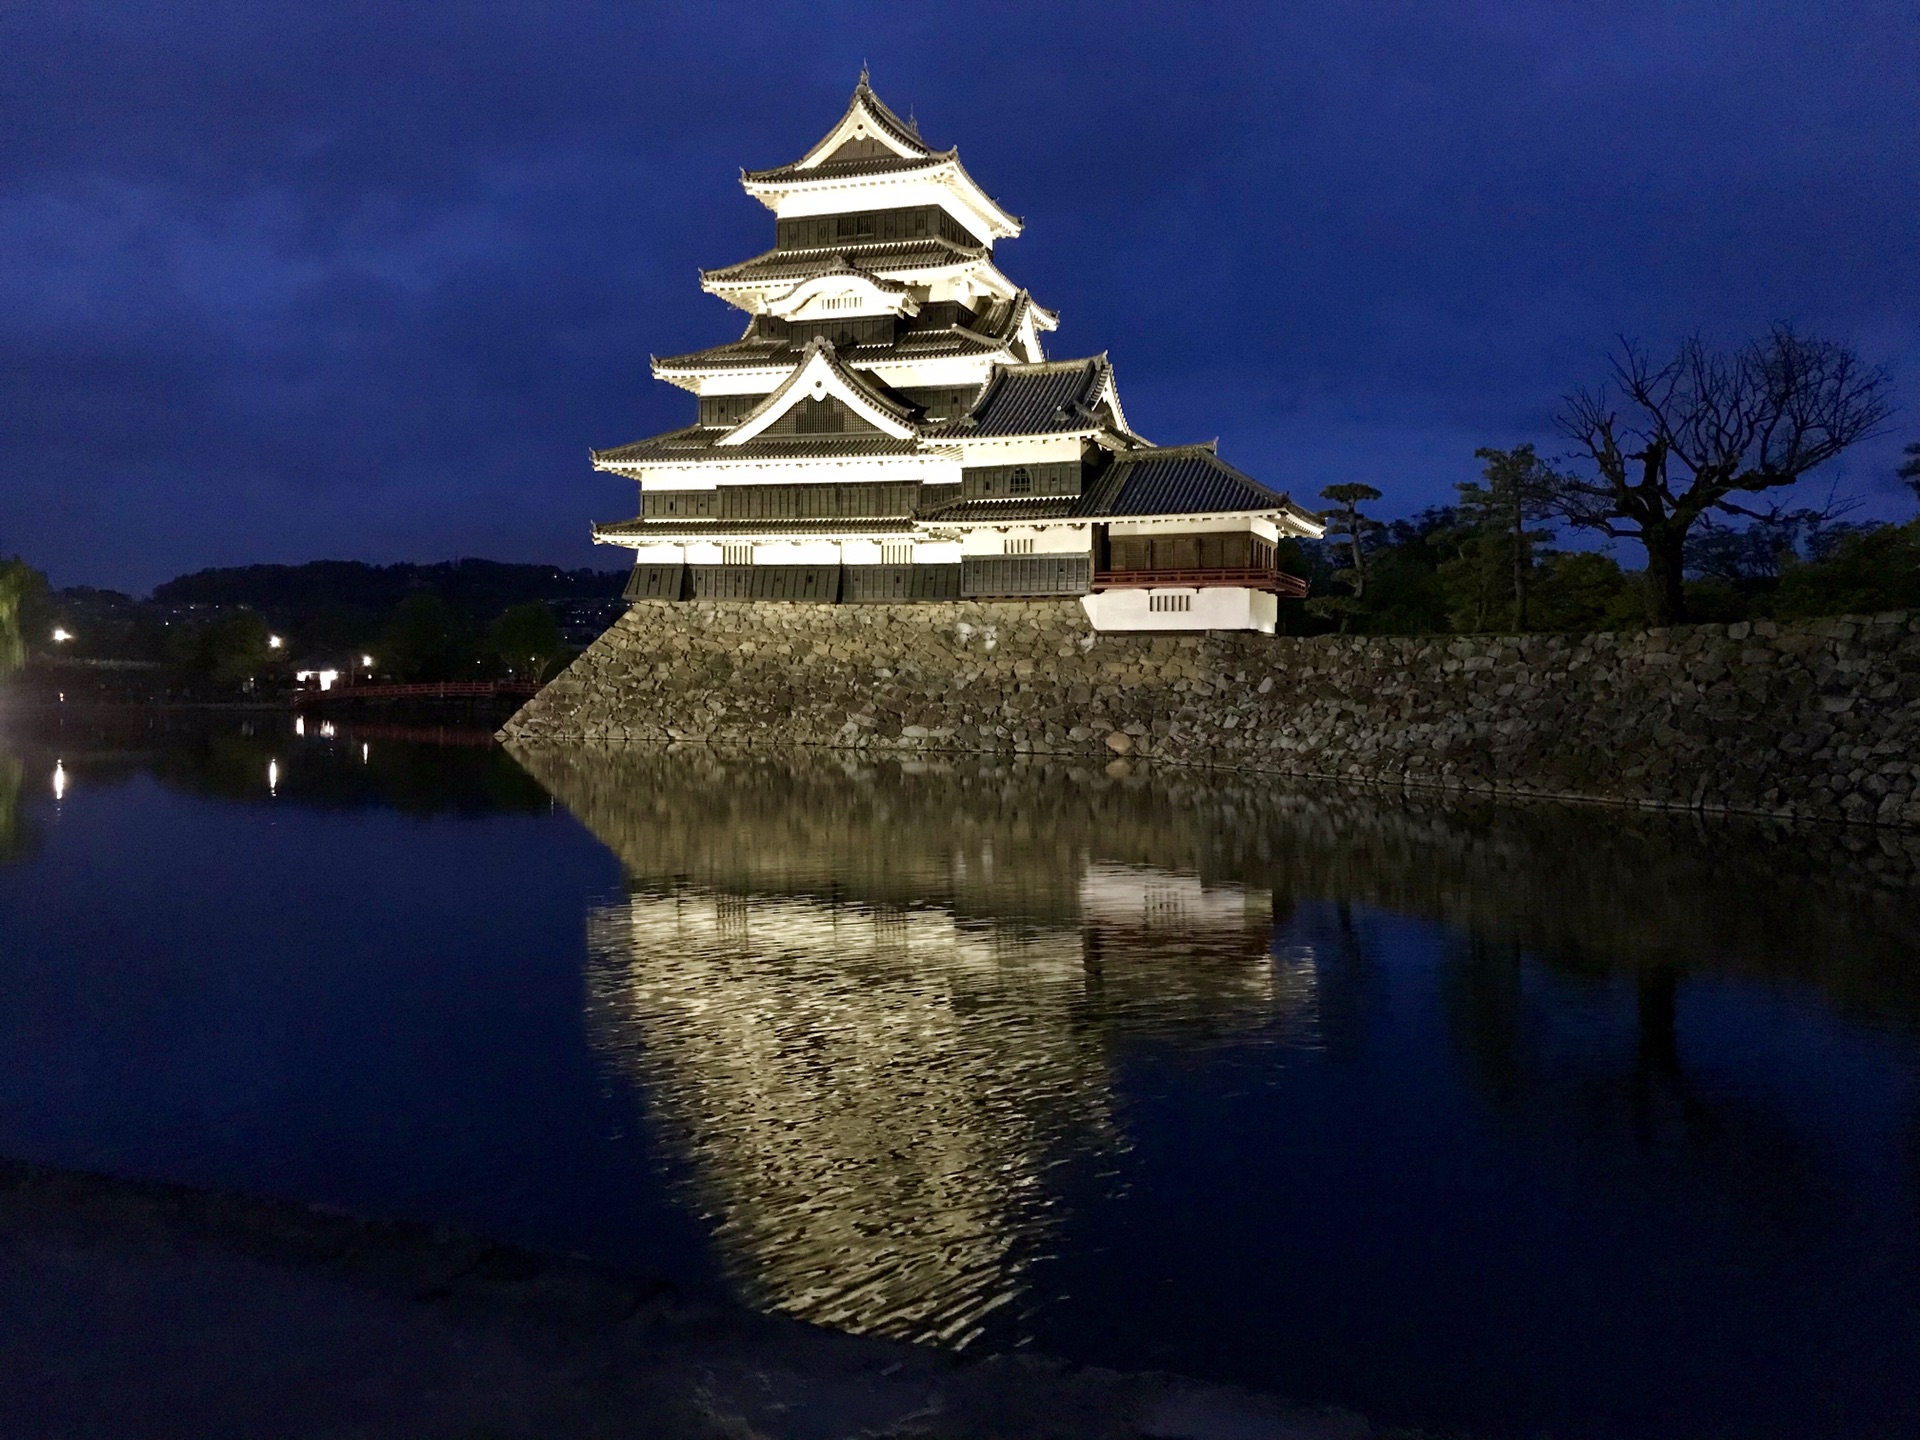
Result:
[501, 600, 1920, 827]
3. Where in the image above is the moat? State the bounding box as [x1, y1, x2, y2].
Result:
[2, 712, 1917, 1439]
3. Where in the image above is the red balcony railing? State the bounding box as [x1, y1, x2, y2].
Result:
[1092, 566, 1309, 598]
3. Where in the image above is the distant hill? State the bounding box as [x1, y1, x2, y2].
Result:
[153, 559, 627, 619]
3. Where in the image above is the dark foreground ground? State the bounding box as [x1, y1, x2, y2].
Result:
[0, 1161, 1372, 1440]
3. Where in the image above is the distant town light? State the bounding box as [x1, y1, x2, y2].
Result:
[295, 716, 305, 738]
[268, 759, 279, 795]
[268, 635, 284, 650]
[361, 655, 375, 668]
[361, 743, 370, 764]
[50, 627, 72, 643]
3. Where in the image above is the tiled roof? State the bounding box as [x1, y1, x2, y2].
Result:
[655, 316, 1019, 376]
[915, 496, 1083, 524]
[935, 357, 1117, 437]
[1105, 446, 1295, 517]
[744, 76, 933, 184]
[596, 517, 919, 538]
[917, 446, 1297, 523]
[703, 238, 987, 287]
[744, 151, 957, 185]
[715, 335, 917, 444]
[593, 425, 921, 466]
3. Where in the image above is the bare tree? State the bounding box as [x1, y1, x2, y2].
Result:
[1550, 327, 1892, 624]
[1899, 440, 1920, 505]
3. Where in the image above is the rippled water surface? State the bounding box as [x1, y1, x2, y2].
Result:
[2, 711, 1918, 1439]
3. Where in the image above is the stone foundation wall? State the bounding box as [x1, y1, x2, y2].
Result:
[501, 600, 1920, 826]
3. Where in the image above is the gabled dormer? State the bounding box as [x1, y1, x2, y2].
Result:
[718, 338, 919, 447]
[785, 71, 933, 170]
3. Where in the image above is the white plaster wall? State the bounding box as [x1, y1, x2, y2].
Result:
[957, 525, 1091, 557]
[628, 455, 962, 488]
[952, 435, 1087, 467]
[861, 354, 1003, 389]
[625, 544, 687, 565]
[753, 541, 843, 566]
[1079, 587, 1276, 634]
[1107, 515, 1276, 538]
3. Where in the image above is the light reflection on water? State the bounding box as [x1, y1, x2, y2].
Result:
[585, 864, 1313, 1347]
[5, 715, 1920, 1439]
[516, 737, 1920, 1407]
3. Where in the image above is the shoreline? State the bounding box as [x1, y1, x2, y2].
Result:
[0, 1157, 1376, 1440]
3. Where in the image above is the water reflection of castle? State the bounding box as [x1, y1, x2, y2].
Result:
[586, 857, 1313, 1347]
[521, 738, 1920, 1349]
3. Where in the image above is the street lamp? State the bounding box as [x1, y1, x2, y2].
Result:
[50, 627, 73, 643]
[267, 635, 284, 650]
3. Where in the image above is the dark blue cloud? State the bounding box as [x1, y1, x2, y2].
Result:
[3, 0, 1916, 589]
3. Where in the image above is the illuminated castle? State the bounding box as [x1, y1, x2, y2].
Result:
[591, 74, 1321, 633]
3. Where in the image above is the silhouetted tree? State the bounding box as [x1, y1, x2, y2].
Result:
[377, 592, 471, 681]
[1308, 483, 1383, 632]
[487, 602, 565, 682]
[1549, 327, 1892, 624]
[1899, 440, 1920, 505]
[1455, 445, 1557, 630]
[0, 559, 45, 675]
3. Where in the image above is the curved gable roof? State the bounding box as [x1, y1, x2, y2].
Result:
[789, 73, 931, 171]
[739, 77, 1022, 240]
[718, 337, 919, 446]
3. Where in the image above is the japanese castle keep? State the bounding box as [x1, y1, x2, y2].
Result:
[592, 75, 1323, 633]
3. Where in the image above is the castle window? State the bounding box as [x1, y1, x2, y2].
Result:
[1009, 467, 1032, 494]
[881, 542, 913, 565]
[1149, 593, 1193, 613]
[722, 543, 752, 565]
[1004, 537, 1035, 555]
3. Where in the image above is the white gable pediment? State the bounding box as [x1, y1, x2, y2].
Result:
[796, 91, 929, 170]
[1092, 364, 1133, 438]
[766, 271, 922, 322]
[719, 343, 918, 446]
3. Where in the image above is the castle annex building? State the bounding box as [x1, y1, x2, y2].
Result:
[592, 76, 1322, 633]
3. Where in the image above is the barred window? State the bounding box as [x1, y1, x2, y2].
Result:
[1009, 467, 1032, 494]
[794, 398, 843, 434]
[881, 541, 914, 565]
[1149, 593, 1193, 613]
[1003, 537, 1035, 555]
[721, 543, 753, 565]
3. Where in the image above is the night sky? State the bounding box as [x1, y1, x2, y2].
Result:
[5, 2, 1917, 592]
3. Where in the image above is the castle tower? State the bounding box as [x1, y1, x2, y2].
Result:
[590, 76, 1322, 631]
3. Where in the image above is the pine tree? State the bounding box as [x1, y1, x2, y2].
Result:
[1309, 484, 1383, 632]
